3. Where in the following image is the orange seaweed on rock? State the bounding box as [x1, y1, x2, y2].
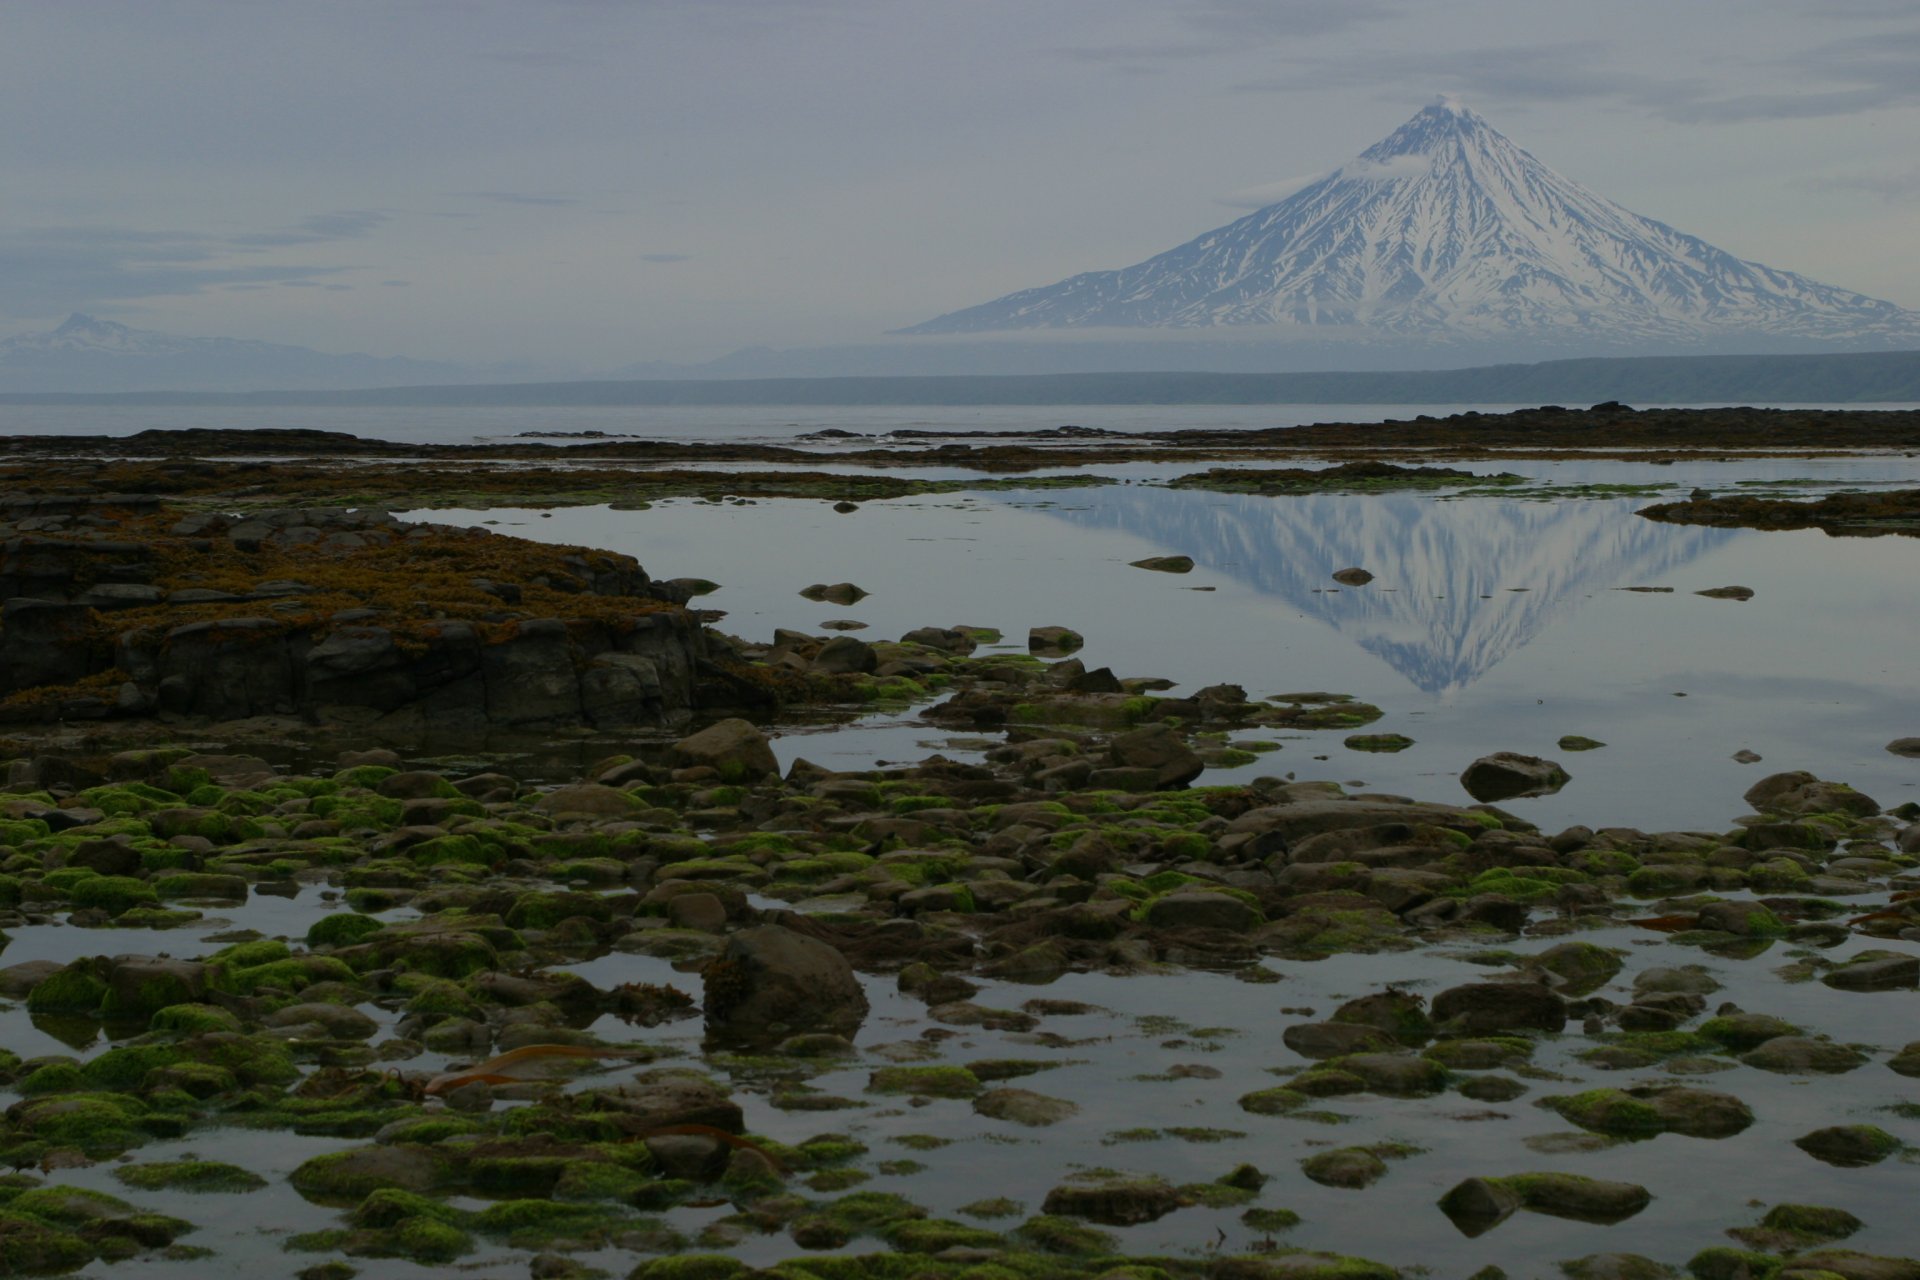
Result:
[422, 1044, 646, 1096]
[1625, 915, 1698, 933]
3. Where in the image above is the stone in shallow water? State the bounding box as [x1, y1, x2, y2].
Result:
[1821, 952, 1919, 992]
[1460, 752, 1569, 802]
[1739, 1035, 1867, 1075]
[1794, 1124, 1904, 1168]
[972, 1088, 1078, 1127]
[1041, 1174, 1184, 1225]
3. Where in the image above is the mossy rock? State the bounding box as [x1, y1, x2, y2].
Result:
[0, 1211, 94, 1275]
[147, 1004, 241, 1036]
[307, 912, 385, 949]
[866, 1066, 981, 1098]
[25, 961, 112, 1015]
[113, 1160, 266, 1193]
[1543, 1089, 1666, 1137]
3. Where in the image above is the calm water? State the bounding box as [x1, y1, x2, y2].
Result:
[445, 459, 1920, 834]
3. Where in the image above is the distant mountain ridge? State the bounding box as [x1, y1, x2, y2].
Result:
[0, 314, 555, 393]
[902, 97, 1920, 349]
[5, 347, 1916, 407]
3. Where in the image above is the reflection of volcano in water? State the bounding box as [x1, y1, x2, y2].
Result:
[1042, 488, 1733, 695]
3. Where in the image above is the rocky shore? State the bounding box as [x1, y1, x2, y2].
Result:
[0, 441, 1917, 1279]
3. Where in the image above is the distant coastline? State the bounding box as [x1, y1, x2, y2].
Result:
[1, 347, 1916, 409]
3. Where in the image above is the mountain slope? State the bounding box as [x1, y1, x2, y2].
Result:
[901, 97, 1920, 347]
[0, 314, 551, 393]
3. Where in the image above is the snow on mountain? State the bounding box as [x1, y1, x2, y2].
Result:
[0, 314, 556, 393]
[901, 97, 1920, 348]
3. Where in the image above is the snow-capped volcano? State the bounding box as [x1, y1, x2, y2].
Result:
[900, 97, 1920, 347]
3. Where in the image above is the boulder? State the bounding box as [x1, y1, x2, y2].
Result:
[703, 925, 868, 1045]
[1142, 890, 1262, 932]
[533, 784, 638, 819]
[1741, 1036, 1868, 1074]
[1460, 752, 1569, 802]
[673, 718, 779, 782]
[811, 635, 877, 675]
[1028, 625, 1084, 654]
[1129, 555, 1194, 573]
[1041, 1175, 1183, 1225]
[1430, 981, 1567, 1034]
[972, 1088, 1078, 1127]
[1743, 771, 1880, 818]
[1107, 723, 1204, 789]
[1331, 567, 1374, 585]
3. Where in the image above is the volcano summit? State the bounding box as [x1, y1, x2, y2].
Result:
[900, 97, 1920, 350]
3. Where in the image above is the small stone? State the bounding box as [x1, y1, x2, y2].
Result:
[1695, 586, 1754, 600]
[1332, 567, 1374, 585]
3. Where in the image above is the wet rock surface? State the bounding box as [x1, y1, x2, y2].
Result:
[0, 447, 1916, 1280]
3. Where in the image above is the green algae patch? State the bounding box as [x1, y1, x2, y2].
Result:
[866, 1066, 982, 1098]
[114, 1161, 266, 1193]
[1542, 1089, 1666, 1137]
[307, 912, 385, 949]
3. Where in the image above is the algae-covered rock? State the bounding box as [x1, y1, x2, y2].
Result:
[672, 720, 778, 783]
[1041, 1173, 1184, 1225]
[114, 1160, 266, 1193]
[1301, 1148, 1389, 1189]
[972, 1088, 1078, 1127]
[1793, 1125, 1904, 1167]
[290, 1145, 455, 1202]
[1740, 1036, 1867, 1074]
[703, 925, 868, 1045]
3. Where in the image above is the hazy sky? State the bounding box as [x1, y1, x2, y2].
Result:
[4, 0, 1917, 366]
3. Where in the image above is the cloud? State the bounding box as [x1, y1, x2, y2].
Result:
[462, 191, 582, 206]
[1814, 168, 1920, 199]
[0, 218, 370, 319]
[229, 210, 391, 247]
[1340, 154, 1432, 182]
[1217, 171, 1331, 208]
[1660, 29, 1920, 122]
[1183, 0, 1399, 41]
[1232, 41, 1692, 109]
[1049, 0, 1397, 67]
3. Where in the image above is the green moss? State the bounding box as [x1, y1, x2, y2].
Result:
[114, 1160, 266, 1193]
[228, 955, 357, 994]
[25, 966, 107, 1014]
[1543, 1089, 1665, 1136]
[79, 1045, 185, 1092]
[386, 1215, 473, 1262]
[0, 1211, 93, 1275]
[307, 913, 384, 949]
[627, 1257, 749, 1280]
[1014, 1214, 1114, 1255]
[67, 874, 158, 915]
[1238, 1087, 1310, 1116]
[1241, 1207, 1303, 1233]
[867, 1066, 981, 1098]
[148, 1004, 241, 1035]
[1686, 1248, 1783, 1280]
